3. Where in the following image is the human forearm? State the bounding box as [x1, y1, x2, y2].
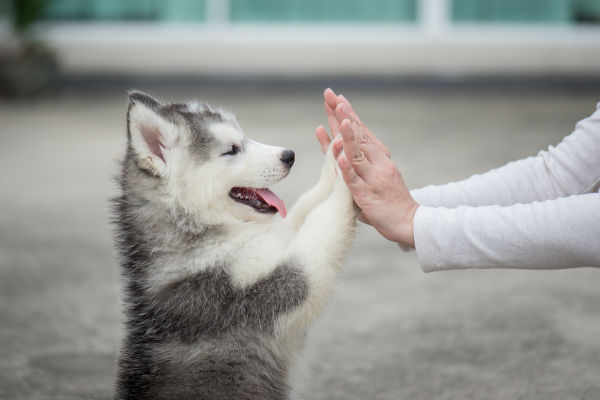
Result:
[414, 193, 600, 272]
[411, 156, 559, 207]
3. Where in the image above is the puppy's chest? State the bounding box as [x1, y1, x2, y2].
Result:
[143, 257, 308, 341]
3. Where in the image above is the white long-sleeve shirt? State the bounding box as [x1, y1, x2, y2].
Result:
[410, 102, 600, 273]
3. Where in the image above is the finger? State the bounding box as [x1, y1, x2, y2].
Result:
[335, 105, 385, 164]
[315, 125, 331, 154]
[324, 88, 338, 110]
[337, 94, 362, 124]
[335, 102, 391, 159]
[326, 102, 340, 138]
[335, 102, 366, 134]
[338, 96, 383, 158]
[339, 118, 378, 182]
[324, 88, 340, 137]
[332, 137, 344, 159]
[355, 125, 387, 164]
[337, 153, 369, 194]
[335, 102, 352, 124]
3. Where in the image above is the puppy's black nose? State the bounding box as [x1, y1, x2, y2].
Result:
[280, 150, 295, 168]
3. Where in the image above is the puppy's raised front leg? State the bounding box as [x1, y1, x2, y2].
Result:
[286, 161, 359, 326]
[285, 143, 338, 230]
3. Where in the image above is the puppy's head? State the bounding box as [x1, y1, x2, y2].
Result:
[125, 91, 294, 225]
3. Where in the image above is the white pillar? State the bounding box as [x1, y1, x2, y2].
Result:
[206, 0, 230, 25]
[419, 0, 451, 37]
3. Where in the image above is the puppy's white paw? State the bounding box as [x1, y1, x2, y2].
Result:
[332, 169, 352, 202]
[318, 141, 338, 187]
[325, 141, 338, 169]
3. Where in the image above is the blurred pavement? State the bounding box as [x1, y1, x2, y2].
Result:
[0, 88, 599, 399]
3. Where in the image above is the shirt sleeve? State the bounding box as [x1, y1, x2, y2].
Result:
[411, 103, 600, 207]
[413, 193, 600, 272]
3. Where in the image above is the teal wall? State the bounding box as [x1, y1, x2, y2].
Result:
[230, 0, 416, 22]
[453, 0, 600, 23]
[453, 0, 570, 23]
[38, 0, 600, 24]
[42, 0, 206, 21]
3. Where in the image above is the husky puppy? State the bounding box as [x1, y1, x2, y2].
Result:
[112, 91, 358, 400]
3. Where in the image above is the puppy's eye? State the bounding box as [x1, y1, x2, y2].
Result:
[222, 144, 240, 156]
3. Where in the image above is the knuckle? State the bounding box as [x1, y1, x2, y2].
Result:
[351, 151, 365, 162]
[345, 125, 355, 137]
[357, 131, 374, 145]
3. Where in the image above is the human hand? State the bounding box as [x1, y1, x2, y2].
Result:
[316, 88, 390, 158]
[317, 88, 419, 247]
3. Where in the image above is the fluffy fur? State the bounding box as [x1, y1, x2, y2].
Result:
[112, 91, 358, 400]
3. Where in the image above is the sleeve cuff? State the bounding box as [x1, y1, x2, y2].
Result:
[413, 206, 461, 273]
[413, 206, 436, 273]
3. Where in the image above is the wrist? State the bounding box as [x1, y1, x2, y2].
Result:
[391, 201, 418, 248]
[405, 202, 419, 248]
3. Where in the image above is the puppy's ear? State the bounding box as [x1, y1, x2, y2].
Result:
[127, 91, 178, 176]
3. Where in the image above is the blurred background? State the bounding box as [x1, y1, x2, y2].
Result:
[1, 1, 599, 399]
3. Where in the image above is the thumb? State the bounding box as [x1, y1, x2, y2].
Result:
[315, 125, 331, 154]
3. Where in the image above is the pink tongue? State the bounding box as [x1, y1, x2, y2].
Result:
[256, 188, 287, 218]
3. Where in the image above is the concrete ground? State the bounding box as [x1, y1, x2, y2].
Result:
[0, 87, 599, 400]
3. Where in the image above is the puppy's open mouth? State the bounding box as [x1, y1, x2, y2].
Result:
[229, 187, 287, 218]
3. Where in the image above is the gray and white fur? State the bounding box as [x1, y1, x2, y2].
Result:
[112, 91, 358, 400]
